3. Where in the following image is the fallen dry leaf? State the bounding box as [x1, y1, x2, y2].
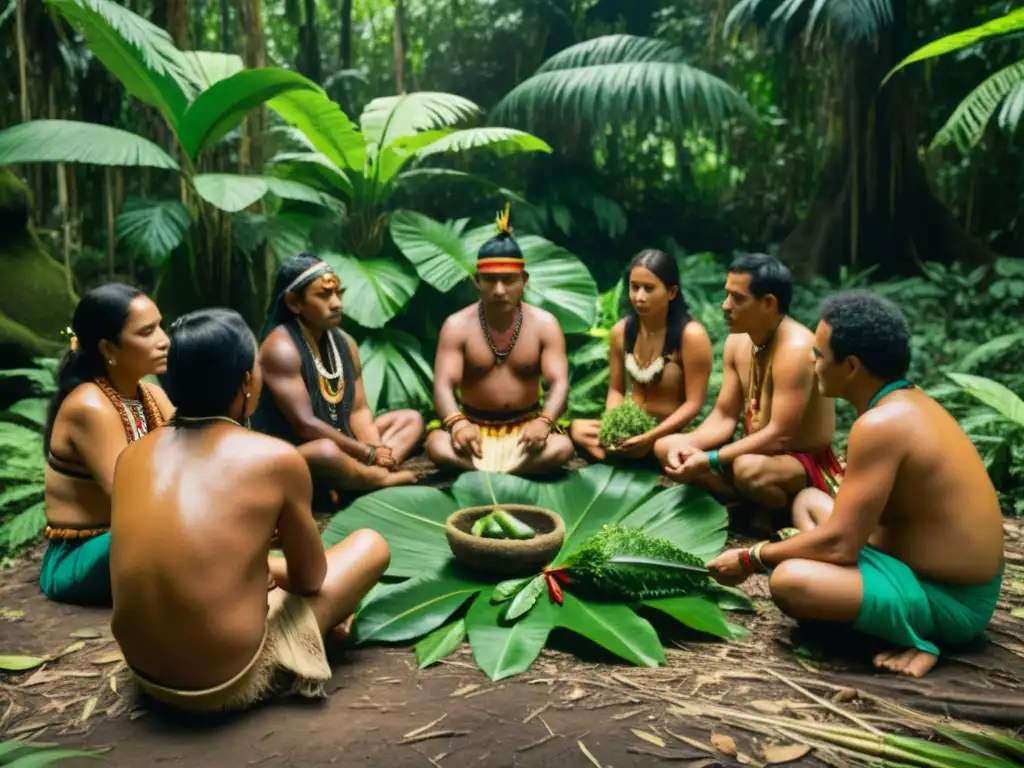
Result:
[90, 651, 124, 665]
[564, 686, 587, 701]
[630, 728, 666, 748]
[80, 696, 99, 722]
[449, 683, 480, 697]
[577, 740, 602, 768]
[70, 628, 102, 639]
[763, 743, 812, 765]
[55, 641, 86, 658]
[831, 687, 858, 703]
[22, 669, 100, 687]
[711, 732, 738, 757]
[0, 608, 24, 621]
[749, 699, 786, 714]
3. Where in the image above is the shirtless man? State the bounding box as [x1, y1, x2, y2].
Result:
[654, 253, 841, 511]
[706, 292, 1005, 678]
[252, 254, 420, 502]
[111, 309, 389, 712]
[570, 249, 713, 463]
[425, 205, 574, 475]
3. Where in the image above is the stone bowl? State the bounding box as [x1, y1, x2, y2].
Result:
[445, 504, 565, 577]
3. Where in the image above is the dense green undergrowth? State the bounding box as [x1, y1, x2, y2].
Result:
[1, 258, 1022, 557]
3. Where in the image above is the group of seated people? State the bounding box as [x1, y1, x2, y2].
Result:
[36, 207, 1005, 715]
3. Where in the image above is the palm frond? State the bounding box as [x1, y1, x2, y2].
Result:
[413, 127, 552, 159]
[931, 60, 1024, 151]
[359, 92, 481, 147]
[0, 120, 180, 169]
[115, 197, 191, 267]
[885, 8, 1024, 84]
[492, 34, 753, 136]
[726, 0, 892, 45]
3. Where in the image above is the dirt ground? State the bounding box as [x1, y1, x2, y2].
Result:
[2, 465, 1023, 767]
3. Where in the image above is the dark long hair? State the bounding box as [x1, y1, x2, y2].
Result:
[161, 309, 257, 421]
[623, 249, 692, 358]
[44, 283, 143, 454]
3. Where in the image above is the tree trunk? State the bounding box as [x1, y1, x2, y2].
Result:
[299, 0, 322, 83]
[393, 0, 406, 94]
[340, 0, 353, 69]
[220, 0, 231, 51]
[780, 3, 995, 279]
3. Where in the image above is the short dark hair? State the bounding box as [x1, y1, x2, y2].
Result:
[728, 253, 792, 314]
[161, 308, 257, 419]
[820, 291, 911, 379]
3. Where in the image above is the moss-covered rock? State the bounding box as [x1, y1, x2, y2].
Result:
[0, 168, 77, 365]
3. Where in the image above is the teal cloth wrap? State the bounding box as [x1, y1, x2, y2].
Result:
[853, 544, 1003, 656]
[39, 534, 112, 606]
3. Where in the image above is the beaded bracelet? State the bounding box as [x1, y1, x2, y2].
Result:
[749, 540, 769, 573]
[441, 413, 465, 432]
[365, 445, 377, 466]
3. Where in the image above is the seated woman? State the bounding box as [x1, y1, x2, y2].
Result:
[111, 308, 389, 714]
[570, 250, 713, 463]
[251, 254, 420, 504]
[40, 284, 173, 606]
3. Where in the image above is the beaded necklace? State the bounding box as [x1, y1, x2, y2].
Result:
[94, 377, 164, 442]
[300, 324, 345, 425]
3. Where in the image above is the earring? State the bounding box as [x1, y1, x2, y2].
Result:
[108, 359, 116, 366]
[245, 392, 250, 399]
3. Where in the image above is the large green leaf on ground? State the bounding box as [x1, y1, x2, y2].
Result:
[948, 373, 1024, 428]
[388, 211, 473, 293]
[357, 330, 434, 413]
[115, 197, 191, 268]
[360, 92, 480, 147]
[323, 253, 420, 329]
[268, 89, 367, 172]
[492, 35, 753, 136]
[642, 596, 734, 640]
[554, 592, 664, 667]
[47, 0, 193, 127]
[466, 587, 555, 681]
[191, 174, 333, 213]
[181, 51, 244, 90]
[461, 227, 598, 333]
[547, 464, 660, 566]
[617, 484, 728, 562]
[0, 121, 179, 170]
[884, 8, 1024, 85]
[321, 485, 459, 578]
[415, 618, 466, 668]
[412, 128, 552, 159]
[178, 68, 322, 159]
[448, 471, 546, 512]
[353, 566, 484, 644]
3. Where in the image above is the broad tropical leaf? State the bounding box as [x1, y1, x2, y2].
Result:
[466, 588, 555, 681]
[181, 51, 244, 90]
[178, 68, 322, 159]
[448, 470, 545, 513]
[353, 566, 484, 644]
[643, 596, 734, 640]
[546, 464, 660, 566]
[321, 485, 458, 578]
[554, 592, 664, 667]
[115, 197, 191, 267]
[617, 484, 727, 562]
[360, 92, 480, 147]
[493, 35, 753, 135]
[323, 253, 420, 329]
[415, 618, 466, 668]
[395, 168, 528, 203]
[930, 61, 1024, 151]
[412, 128, 552, 159]
[191, 174, 333, 213]
[460, 227, 599, 333]
[268, 89, 367, 172]
[885, 8, 1024, 84]
[0, 121, 179, 170]
[357, 330, 434, 412]
[47, 0, 194, 127]
[948, 373, 1024, 428]
[388, 211, 473, 293]
[267, 152, 354, 200]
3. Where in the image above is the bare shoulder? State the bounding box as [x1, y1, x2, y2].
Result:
[524, 303, 562, 336]
[722, 333, 747, 361]
[848, 406, 906, 456]
[610, 319, 626, 347]
[440, 305, 477, 337]
[780, 317, 816, 350]
[682, 319, 710, 345]
[62, 383, 119, 427]
[229, 428, 308, 478]
[261, 327, 302, 372]
[143, 381, 175, 419]
[340, 330, 359, 357]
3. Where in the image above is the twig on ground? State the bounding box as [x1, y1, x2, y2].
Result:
[516, 733, 557, 752]
[403, 713, 448, 740]
[397, 729, 471, 746]
[576, 740, 603, 768]
[522, 703, 550, 724]
[764, 669, 882, 735]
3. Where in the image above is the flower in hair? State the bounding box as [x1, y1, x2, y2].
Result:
[495, 202, 513, 238]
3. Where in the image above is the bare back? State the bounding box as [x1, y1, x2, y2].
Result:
[867, 390, 1003, 583]
[445, 303, 554, 413]
[732, 318, 835, 453]
[110, 424, 302, 689]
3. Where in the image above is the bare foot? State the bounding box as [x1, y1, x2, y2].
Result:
[872, 647, 938, 677]
[328, 615, 355, 644]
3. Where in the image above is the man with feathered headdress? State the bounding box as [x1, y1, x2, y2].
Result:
[425, 204, 574, 475]
[251, 253, 422, 504]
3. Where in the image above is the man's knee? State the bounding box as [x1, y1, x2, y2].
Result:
[732, 454, 772, 491]
[653, 433, 686, 465]
[347, 528, 391, 576]
[549, 433, 575, 464]
[424, 429, 450, 461]
[303, 438, 345, 467]
[768, 559, 819, 617]
[398, 409, 425, 435]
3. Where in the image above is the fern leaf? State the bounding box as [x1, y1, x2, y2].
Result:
[0, 501, 47, 552]
[562, 525, 712, 600]
[0, 484, 45, 512]
[931, 60, 1024, 152]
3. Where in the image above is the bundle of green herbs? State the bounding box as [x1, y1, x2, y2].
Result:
[597, 401, 658, 448]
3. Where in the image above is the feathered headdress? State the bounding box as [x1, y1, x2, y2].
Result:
[477, 202, 525, 275]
